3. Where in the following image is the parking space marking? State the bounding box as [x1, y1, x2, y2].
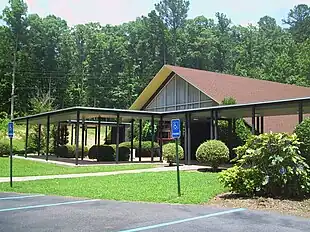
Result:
[0, 199, 99, 212]
[0, 194, 45, 200]
[118, 208, 246, 232]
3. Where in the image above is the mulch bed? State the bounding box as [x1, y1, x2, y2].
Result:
[206, 192, 310, 219]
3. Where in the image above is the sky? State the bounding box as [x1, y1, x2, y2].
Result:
[0, 0, 310, 27]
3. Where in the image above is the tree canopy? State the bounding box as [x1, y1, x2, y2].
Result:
[0, 0, 310, 116]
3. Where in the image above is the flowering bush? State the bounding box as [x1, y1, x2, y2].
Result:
[219, 133, 310, 198]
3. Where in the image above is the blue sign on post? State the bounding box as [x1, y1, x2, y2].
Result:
[171, 119, 181, 139]
[8, 122, 14, 138]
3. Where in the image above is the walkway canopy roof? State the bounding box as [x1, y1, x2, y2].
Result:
[12, 96, 310, 125]
[163, 96, 310, 120]
[12, 107, 162, 125]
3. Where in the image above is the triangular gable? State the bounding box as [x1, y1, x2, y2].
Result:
[129, 65, 219, 111]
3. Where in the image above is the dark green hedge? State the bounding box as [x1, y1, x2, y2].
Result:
[88, 144, 130, 161]
[119, 141, 159, 157]
[89, 145, 115, 162]
[97, 146, 115, 161]
[55, 145, 88, 158]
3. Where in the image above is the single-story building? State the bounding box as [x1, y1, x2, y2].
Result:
[12, 64, 310, 164]
[129, 65, 310, 155]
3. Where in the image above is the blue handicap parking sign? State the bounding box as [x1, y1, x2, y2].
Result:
[8, 122, 14, 138]
[171, 119, 181, 139]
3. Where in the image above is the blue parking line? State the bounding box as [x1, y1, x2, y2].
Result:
[118, 208, 246, 232]
[0, 194, 45, 200]
[0, 199, 99, 212]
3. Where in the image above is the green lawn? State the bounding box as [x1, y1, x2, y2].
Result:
[0, 171, 226, 204]
[0, 157, 158, 177]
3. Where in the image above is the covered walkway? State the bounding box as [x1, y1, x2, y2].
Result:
[13, 96, 310, 165]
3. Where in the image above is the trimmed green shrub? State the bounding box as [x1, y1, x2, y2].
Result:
[88, 145, 115, 161]
[162, 142, 184, 165]
[196, 140, 229, 169]
[55, 145, 88, 158]
[140, 141, 159, 157]
[0, 140, 10, 157]
[294, 117, 310, 164]
[119, 147, 130, 161]
[96, 145, 115, 162]
[219, 133, 310, 198]
[119, 141, 159, 157]
[119, 141, 137, 149]
[55, 146, 69, 158]
[109, 144, 130, 161]
[88, 145, 98, 159]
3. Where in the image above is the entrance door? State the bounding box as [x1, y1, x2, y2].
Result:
[190, 120, 210, 160]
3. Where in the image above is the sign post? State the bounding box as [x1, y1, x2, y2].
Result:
[8, 122, 14, 187]
[171, 119, 181, 197]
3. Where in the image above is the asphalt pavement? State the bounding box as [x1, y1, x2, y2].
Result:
[0, 193, 309, 232]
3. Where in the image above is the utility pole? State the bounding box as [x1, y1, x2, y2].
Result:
[10, 34, 18, 188]
[10, 36, 18, 120]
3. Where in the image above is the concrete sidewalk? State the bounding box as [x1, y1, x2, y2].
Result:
[0, 165, 206, 183]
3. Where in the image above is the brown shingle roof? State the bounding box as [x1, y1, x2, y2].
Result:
[167, 65, 310, 133]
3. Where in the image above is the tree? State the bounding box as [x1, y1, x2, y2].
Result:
[155, 0, 190, 64]
[1, 0, 28, 118]
[28, 91, 54, 152]
[0, 0, 310, 122]
[155, 0, 189, 31]
[283, 4, 310, 43]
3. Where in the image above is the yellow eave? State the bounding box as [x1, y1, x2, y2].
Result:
[129, 65, 173, 110]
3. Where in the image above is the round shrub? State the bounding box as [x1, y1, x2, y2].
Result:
[88, 145, 115, 162]
[110, 144, 130, 161]
[88, 145, 98, 159]
[196, 140, 229, 169]
[162, 142, 184, 165]
[66, 145, 76, 158]
[119, 147, 130, 161]
[119, 141, 159, 158]
[55, 146, 68, 158]
[294, 117, 310, 164]
[55, 145, 88, 158]
[97, 145, 115, 162]
[140, 141, 159, 157]
[0, 140, 10, 157]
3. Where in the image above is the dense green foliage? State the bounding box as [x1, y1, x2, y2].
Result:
[162, 142, 184, 165]
[219, 133, 310, 198]
[294, 117, 310, 164]
[196, 140, 229, 169]
[0, 1, 309, 116]
[218, 97, 252, 152]
[0, 140, 10, 157]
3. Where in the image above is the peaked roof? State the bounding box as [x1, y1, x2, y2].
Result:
[130, 65, 310, 132]
[167, 65, 310, 104]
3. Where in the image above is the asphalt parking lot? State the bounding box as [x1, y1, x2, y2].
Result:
[0, 193, 309, 232]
